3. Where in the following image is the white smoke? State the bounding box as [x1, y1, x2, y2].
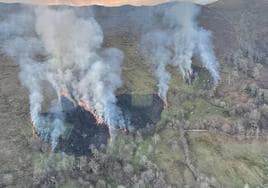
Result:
[141, 31, 172, 101]
[0, 2, 219, 149]
[1, 7, 125, 149]
[142, 3, 219, 101]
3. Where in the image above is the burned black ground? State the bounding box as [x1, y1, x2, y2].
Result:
[41, 94, 164, 156]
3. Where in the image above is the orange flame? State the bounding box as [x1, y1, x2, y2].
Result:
[59, 91, 69, 97]
[59, 91, 105, 124]
[78, 99, 105, 124]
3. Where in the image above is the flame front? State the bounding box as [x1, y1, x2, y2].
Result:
[59, 91, 105, 125]
[78, 99, 105, 125]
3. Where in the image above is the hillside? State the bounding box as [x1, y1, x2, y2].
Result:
[0, 0, 267, 187]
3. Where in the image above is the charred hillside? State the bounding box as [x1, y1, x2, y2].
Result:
[43, 94, 164, 156]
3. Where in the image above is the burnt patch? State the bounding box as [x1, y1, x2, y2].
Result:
[39, 94, 164, 156]
[56, 106, 110, 156]
[118, 94, 164, 130]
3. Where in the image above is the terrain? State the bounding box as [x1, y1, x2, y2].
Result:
[0, 0, 268, 187]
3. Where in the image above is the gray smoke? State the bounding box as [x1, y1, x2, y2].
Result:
[141, 31, 172, 101]
[0, 6, 125, 149]
[142, 3, 220, 101]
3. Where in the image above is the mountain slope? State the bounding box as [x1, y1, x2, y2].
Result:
[0, 1, 267, 187]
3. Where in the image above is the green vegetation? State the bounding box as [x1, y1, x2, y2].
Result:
[190, 132, 268, 187]
[152, 129, 186, 186]
[33, 152, 75, 176]
[25, 33, 267, 187]
[109, 41, 268, 187]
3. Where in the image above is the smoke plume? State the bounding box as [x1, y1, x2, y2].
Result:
[142, 3, 219, 102]
[0, 7, 125, 149]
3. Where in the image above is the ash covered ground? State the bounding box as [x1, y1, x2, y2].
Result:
[0, 0, 268, 187]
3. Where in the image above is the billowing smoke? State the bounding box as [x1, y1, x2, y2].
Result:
[0, 2, 219, 150]
[142, 3, 219, 102]
[141, 31, 172, 102]
[0, 7, 125, 149]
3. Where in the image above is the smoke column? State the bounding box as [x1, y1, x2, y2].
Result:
[142, 3, 219, 101]
[0, 7, 125, 149]
[141, 31, 172, 102]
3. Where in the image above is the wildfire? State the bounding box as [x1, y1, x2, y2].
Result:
[58, 91, 105, 124]
[163, 97, 168, 108]
[32, 124, 38, 138]
[59, 91, 77, 105]
[78, 99, 105, 124]
[158, 93, 168, 109]
[59, 91, 69, 97]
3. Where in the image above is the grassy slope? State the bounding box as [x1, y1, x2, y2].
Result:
[109, 33, 268, 187]
[5, 9, 266, 186]
[29, 33, 268, 187]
